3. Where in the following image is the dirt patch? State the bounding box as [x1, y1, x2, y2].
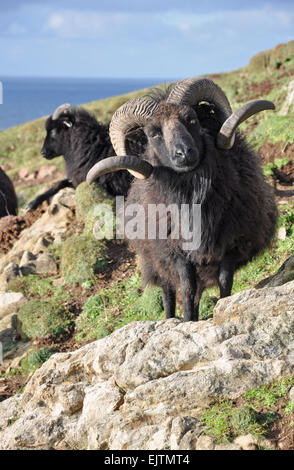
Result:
[236, 79, 274, 102]
[278, 70, 294, 80]
[259, 141, 294, 177]
[98, 239, 137, 287]
[0, 375, 27, 402]
[0, 205, 47, 254]
[232, 395, 294, 450]
[14, 170, 64, 188]
[268, 401, 294, 450]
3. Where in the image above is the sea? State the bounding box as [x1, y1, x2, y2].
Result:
[0, 77, 174, 131]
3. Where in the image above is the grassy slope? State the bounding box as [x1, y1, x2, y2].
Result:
[1, 39, 294, 337]
[1, 40, 293, 200]
[1, 41, 294, 448]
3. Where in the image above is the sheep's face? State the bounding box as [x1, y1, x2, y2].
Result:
[144, 104, 203, 173]
[41, 116, 73, 160]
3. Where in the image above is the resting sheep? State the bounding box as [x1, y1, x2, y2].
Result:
[27, 104, 140, 211]
[87, 78, 277, 321]
[0, 167, 18, 218]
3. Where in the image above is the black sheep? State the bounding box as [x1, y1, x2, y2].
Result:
[0, 167, 18, 218]
[27, 104, 140, 211]
[87, 78, 277, 321]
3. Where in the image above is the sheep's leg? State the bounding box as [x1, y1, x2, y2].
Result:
[26, 179, 74, 211]
[176, 259, 198, 322]
[162, 284, 176, 319]
[193, 282, 204, 320]
[218, 254, 235, 298]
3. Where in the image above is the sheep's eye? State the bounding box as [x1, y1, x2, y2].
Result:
[150, 129, 162, 139]
[190, 119, 196, 125]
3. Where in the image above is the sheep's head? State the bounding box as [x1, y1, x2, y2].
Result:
[142, 102, 203, 172]
[41, 103, 73, 160]
[87, 78, 275, 183]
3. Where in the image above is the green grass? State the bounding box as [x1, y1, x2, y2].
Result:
[75, 273, 164, 341]
[243, 377, 294, 408]
[60, 235, 108, 285]
[201, 401, 274, 442]
[263, 157, 291, 177]
[11, 275, 73, 340]
[248, 114, 294, 150]
[8, 274, 57, 298]
[201, 376, 294, 444]
[20, 347, 54, 375]
[18, 298, 73, 340]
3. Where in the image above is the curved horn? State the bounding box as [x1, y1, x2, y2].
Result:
[52, 103, 71, 120]
[109, 97, 159, 156]
[217, 100, 275, 149]
[167, 78, 232, 120]
[86, 155, 153, 184]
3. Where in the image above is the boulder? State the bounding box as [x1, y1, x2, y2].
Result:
[0, 188, 75, 288]
[0, 278, 293, 450]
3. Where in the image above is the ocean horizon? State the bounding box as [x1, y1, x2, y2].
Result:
[0, 76, 175, 131]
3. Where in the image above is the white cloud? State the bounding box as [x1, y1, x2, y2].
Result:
[44, 10, 129, 39]
[161, 6, 294, 37]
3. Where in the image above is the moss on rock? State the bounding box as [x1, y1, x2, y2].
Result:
[60, 234, 108, 285]
[20, 347, 54, 375]
[75, 275, 164, 342]
[75, 182, 113, 221]
[18, 299, 72, 340]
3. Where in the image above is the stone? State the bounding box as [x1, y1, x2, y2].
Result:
[0, 263, 21, 285]
[289, 386, 294, 404]
[37, 166, 57, 180]
[213, 278, 294, 324]
[0, 292, 24, 313]
[214, 443, 241, 450]
[0, 292, 26, 322]
[277, 227, 287, 241]
[0, 328, 14, 353]
[234, 434, 258, 450]
[279, 79, 294, 116]
[195, 435, 216, 450]
[18, 168, 30, 180]
[256, 255, 294, 288]
[19, 251, 57, 276]
[0, 188, 75, 288]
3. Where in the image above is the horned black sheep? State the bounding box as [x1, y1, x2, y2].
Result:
[87, 78, 277, 322]
[27, 104, 142, 211]
[0, 167, 18, 218]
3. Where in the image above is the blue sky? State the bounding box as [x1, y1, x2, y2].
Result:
[0, 1, 293, 79]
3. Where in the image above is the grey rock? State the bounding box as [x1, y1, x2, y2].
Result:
[256, 255, 294, 288]
[0, 278, 293, 450]
[196, 435, 216, 450]
[215, 443, 241, 450]
[234, 434, 258, 450]
[289, 386, 294, 404]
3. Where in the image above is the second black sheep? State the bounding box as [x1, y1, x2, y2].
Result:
[27, 103, 143, 210]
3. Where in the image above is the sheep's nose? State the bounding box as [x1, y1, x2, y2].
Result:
[175, 146, 194, 163]
[41, 148, 46, 157]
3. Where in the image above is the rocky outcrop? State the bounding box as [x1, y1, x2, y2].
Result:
[0, 188, 75, 288]
[279, 80, 294, 116]
[0, 278, 293, 450]
[0, 292, 27, 353]
[256, 254, 294, 288]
